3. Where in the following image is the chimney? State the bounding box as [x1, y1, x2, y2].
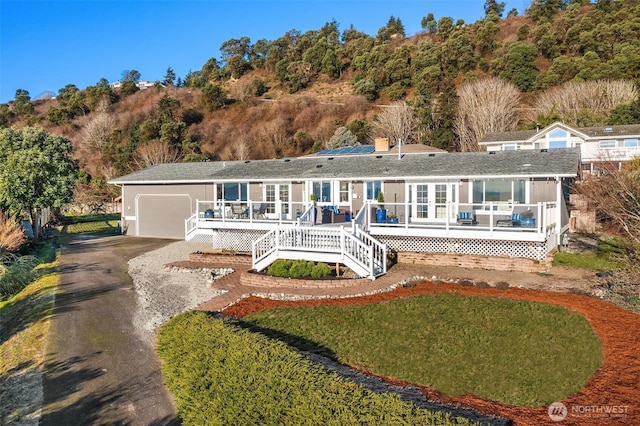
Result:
[374, 137, 390, 152]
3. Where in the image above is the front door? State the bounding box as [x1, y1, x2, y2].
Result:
[264, 184, 290, 219]
[411, 183, 455, 222]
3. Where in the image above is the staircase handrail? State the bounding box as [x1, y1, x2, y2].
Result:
[252, 228, 278, 268]
[351, 203, 368, 232]
[251, 225, 386, 279]
[297, 203, 316, 226]
[185, 212, 198, 238]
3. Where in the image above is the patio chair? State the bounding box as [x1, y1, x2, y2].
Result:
[231, 205, 247, 219]
[496, 213, 521, 227]
[457, 211, 476, 225]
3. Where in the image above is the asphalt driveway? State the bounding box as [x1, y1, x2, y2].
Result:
[41, 234, 180, 426]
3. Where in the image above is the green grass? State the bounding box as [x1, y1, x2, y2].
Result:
[61, 213, 120, 224]
[55, 213, 121, 244]
[244, 294, 603, 407]
[158, 311, 481, 426]
[0, 250, 57, 423]
[553, 236, 628, 271]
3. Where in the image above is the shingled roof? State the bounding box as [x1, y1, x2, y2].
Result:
[109, 148, 580, 184]
[480, 122, 640, 144]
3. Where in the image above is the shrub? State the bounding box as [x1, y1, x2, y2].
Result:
[288, 260, 313, 278]
[495, 281, 510, 290]
[157, 311, 475, 425]
[267, 260, 332, 279]
[310, 262, 332, 278]
[475, 281, 490, 289]
[267, 259, 292, 277]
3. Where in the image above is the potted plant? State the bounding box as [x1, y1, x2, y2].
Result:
[310, 193, 317, 223]
[204, 208, 215, 219]
[376, 192, 387, 223]
[387, 213, 398, 224]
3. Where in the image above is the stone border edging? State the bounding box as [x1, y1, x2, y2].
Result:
[239, 271, 373, 289]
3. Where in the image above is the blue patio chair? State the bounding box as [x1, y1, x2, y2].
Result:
[497, 212, 522, 227]
[511, 212, 522, 227]
[457, 211, 476, 225]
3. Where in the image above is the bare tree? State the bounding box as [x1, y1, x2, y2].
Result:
[372, 101, 418, 146]
[454, 77, 521, 152]
[81, 98, 116, 152]
[221, 139, 251, 161]
[531, 80, 638, 124]
[576, 157, 640, 248]
[259, 117, 289, 158]
[133, 141, 180, 170]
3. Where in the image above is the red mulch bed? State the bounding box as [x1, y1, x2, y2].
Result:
[222, 280, 640, 426]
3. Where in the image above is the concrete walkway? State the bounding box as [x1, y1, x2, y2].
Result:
[196, 263, 422, 312]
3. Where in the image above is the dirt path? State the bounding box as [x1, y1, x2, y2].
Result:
[41, 235, 179, 426]
[223, 280, 640, 426]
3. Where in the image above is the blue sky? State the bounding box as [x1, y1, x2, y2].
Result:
[0, 0, 528, 104]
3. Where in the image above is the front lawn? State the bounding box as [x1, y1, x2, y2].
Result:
[244, 293, 603, 407]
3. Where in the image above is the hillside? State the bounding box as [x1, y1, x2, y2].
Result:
[2, 0, 640, 184]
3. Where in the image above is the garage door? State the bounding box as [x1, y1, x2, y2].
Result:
[137, 195, 192, 239]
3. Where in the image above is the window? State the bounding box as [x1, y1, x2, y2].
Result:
[366, 181, 382, 200]
[472, 179, 525, 204]
[598, 140, 617, 149]
[502, 144, 517, 151]
[548, 128, 567, 149]
[549, 129, 566, 138]
[339, 181, 349, 203]
[624, 139, 638, 148]
[312, 181, 332, 202]
[222, 182, 247, 201]
[549, 140, 567, 149]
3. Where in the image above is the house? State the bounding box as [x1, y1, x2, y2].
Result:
[109, 147, 580, 279]
[109, 80, 163, 90]
[479, 121, 640, 175]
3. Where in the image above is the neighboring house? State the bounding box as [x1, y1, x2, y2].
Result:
[109, 80, 163, 90]
[479, 121, 640, 174]
[109, 147, 580, 279]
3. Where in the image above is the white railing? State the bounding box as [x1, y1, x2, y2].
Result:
[252, 225, 387, 279]
[363, 200, 558, 234]
[351, 204, 367, 231]
[296, 203, 316, 226]
[581, 146, 640, 162]
[185, 212, 198, 238]
[351, 227, 387, 278]
[194, 199, 308, 224]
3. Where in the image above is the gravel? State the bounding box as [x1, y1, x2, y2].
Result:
[128, 241, 228, 344]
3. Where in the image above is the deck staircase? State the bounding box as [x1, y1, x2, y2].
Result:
[251, 224, 387, 280]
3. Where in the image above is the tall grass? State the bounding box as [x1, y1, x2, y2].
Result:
[0, 254, 39, 300]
